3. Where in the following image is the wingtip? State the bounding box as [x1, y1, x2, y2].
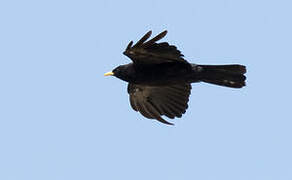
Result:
[143, 30, 168, 48]
[143, 31, 152, 39]
[126, 41, 133, 50]
[157, 116, 174, 125]
[161, 30, 168, 36]
[147, 30, 167, 37]
[146, 30, 152, 36]
[156, 30, 168, 40]
[132, 30, 152, 48]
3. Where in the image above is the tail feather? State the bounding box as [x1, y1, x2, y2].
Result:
[198, 64, 246, 88]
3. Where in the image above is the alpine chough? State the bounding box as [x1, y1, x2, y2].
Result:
[104, 30, 246, 125]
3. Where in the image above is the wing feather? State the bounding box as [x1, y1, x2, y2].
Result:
[133, 31, 152, 48]
[127, 83, 191, 125]
[143, 30, 167, 48]
[124, 30, 187, 64]
[144, 103, 174, 125]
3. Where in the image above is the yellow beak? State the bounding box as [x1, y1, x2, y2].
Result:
[104, 71, 114, 76]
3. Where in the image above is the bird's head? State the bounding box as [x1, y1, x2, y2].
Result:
[104, 64, 135, 82]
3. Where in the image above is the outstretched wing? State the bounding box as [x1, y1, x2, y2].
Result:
[123, 30, 188, 64]
[127, 83, 191, 125]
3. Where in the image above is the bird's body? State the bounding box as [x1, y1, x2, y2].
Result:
[104, 30, 246, 125]
[113, 62, 196, 85]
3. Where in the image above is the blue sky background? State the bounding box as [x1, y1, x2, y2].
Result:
[1, 0, 292, 179]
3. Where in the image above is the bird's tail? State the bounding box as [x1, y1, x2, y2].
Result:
[196, 64, 246, 88]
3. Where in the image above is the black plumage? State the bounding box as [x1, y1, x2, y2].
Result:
[104, 30, 246, 125]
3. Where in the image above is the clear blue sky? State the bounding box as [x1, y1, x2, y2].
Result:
[1, 0, 291, 179]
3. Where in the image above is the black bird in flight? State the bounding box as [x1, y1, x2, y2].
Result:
[104, 30, 246, 125]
